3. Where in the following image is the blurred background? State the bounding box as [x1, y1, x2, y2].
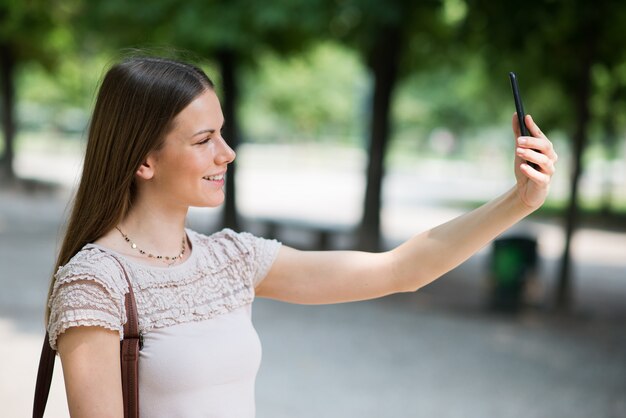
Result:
[1, 0, 625, 417]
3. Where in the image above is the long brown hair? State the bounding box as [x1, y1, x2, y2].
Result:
[46, 56, 214, 322]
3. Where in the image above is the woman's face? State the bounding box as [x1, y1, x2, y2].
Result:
[142, 89, 236, 209]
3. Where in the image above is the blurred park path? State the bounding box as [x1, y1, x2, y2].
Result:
[1, 144, 625, 417]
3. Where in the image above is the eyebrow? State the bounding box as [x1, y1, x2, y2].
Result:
[192, 128, 215, 137]
[191, 120, 226, 138]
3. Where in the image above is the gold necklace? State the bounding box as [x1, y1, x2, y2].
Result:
[116, 226, 186, 266]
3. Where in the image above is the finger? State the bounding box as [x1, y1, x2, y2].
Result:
[525, 114, 547, 139]
[511, 113, 522, 138]
[520, 162, 551, 187]
[516, 135, 556, 158]
[516, 147, 556, 175]
[517, 136, 554, 154]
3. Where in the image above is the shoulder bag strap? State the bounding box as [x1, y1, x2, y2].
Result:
[32, 256, 140, 418]
[115, 256, 141, 418]
[32, 332, 56, 418]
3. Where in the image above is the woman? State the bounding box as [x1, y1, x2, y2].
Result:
[47, 56, 557, 417]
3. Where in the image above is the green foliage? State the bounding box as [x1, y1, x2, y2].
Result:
[589, 62, 626, 143]
[76, 0, 331, 63]
[463, 0, 626, 135]
[240, 43, 367, 143]
[330, 0, 453, 73]
[16, 53, 111, 134]
[5, 0, 625, 167]
[0, 0, 77, 68]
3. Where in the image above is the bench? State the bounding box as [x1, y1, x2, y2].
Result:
[252, 217, 356, 250]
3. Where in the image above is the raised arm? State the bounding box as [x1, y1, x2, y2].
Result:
[57, 327, 124, 418]
[256, 114, 557, 304]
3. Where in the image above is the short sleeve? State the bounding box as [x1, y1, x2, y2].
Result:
[47, 248, 128, 350]
[232, 231, 282, 286]
[202, 229, 281, 288]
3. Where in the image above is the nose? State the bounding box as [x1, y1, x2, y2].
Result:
[215, 136, 236, 165]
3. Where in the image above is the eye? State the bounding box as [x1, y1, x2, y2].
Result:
[197, 136, 211, 145]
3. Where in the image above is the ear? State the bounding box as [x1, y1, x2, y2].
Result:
[135, 154, 156, 180]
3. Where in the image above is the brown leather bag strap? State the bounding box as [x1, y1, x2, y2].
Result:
[115, 257, 141, 418]
[32, 255, 140, 418]
[32, 333, 56, 417]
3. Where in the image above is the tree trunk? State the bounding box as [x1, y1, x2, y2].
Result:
[357, 25, 403, 252]
[600, 90, 619, 215]
[217, 49, 240, 231]
[0, 43, 16, 182]
[555, 38, 595, 311]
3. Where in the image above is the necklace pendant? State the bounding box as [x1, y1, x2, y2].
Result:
[116, 226, 186, 266]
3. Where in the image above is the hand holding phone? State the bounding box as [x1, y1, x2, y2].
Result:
[509, 72, 539, 169]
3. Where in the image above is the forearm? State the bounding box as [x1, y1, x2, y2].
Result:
[259, 115, 555, 304]
[390, 186, 535, 292]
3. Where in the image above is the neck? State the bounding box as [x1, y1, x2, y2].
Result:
[119, 194, 189, 256]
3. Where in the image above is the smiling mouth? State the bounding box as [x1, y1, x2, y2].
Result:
[202, 174, 224, 181]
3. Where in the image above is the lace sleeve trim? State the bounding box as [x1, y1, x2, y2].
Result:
[195, 229, 281, 285]
[231, 230, 282, 287]
[51, 248, 129, 296]
[48, 316, 123, 351]
[47, 280, 125, 350]
[47, 248, 128, 350]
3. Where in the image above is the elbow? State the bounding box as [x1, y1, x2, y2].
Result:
[391, 273, 426, 294]
[392, 267, 439, 294]
[388, 251, 426, 294]
[396, 281, 423, 294]
[389, 264, 422, 293]
[387, 246, 450, 294]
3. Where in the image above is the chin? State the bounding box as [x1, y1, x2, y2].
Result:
[194, 196, 225, 208]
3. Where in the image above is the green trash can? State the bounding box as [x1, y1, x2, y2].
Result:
[489, 236, 538, 311]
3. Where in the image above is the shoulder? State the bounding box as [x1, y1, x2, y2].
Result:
[190, 228, 280, 259]
[189, 228, 282, 287]
[52, 245, 129, 296]
[47, 246, 130, 350]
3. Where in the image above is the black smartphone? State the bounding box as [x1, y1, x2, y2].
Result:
[509, 72, 538, 169]
[509, 72, 529, 136]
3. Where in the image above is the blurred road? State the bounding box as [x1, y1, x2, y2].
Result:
[1, 144, 625, 417]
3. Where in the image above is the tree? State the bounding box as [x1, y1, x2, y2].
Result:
[76, 0, 329, 230]
[0, 0, 71, 182]
[591, 64, 626, 215]
[464, 0, 626, 310]
[330, 0, 457, 251]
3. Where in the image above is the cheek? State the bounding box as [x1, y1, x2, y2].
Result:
[179, 150, 206, 170]
[195, 146, 218, 167]
[189, 152, 209, 172]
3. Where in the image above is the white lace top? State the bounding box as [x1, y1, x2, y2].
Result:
[47, 228, 282, 418]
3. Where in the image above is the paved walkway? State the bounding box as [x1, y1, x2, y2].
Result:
[1, 146, 625, 417]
